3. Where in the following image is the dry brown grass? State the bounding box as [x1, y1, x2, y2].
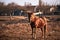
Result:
[0, 18, 60, 40]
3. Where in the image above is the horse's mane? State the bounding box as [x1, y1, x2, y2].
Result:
[30, 13, 39, 22]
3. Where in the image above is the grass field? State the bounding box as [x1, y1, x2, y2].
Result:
[0, 16, 60, 40]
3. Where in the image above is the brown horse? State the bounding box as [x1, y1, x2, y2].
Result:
[28, 12, 47, 39]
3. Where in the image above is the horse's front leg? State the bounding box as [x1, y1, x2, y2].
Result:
[31, 27, 33, 39]
[31, 27, 36, 39]
[33, 27, 37, 39]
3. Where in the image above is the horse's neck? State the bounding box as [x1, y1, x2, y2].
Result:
[30, 15, 37, 22]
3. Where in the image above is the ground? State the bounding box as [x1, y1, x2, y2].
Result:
[0, 17, 60, 40]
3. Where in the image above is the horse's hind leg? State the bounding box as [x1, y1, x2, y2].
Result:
[43, 25, 47, 40]
[44, 25, 46, 40]
[41, 27, 44, 38]
[41, 27, 45, 40]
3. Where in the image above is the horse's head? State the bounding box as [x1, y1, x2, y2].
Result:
[27, 12, 38, 22]
[27, 12, 33, 22]
[30, 14, 36, 22]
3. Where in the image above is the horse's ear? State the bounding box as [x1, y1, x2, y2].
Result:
[28, 12, 33, 15]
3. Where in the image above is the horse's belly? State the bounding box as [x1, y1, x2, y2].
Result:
[37, 25, 43, 28]
[35, 19, 45, 28]
[36, 22, 44, 28]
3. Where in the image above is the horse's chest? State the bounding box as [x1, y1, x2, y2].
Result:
[30, 22, 36, 28]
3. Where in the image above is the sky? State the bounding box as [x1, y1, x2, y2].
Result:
[0, 0, 60, 6]
[42, 0, 60, 5]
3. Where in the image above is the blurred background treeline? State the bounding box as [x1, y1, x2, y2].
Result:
[0, 1, 60, 16]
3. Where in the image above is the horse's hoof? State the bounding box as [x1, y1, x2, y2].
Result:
[42, 36, 44, 39]
[32, 37, 36, 39]
[34, 37, 36, 39]
[45, 36, 48, 38]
